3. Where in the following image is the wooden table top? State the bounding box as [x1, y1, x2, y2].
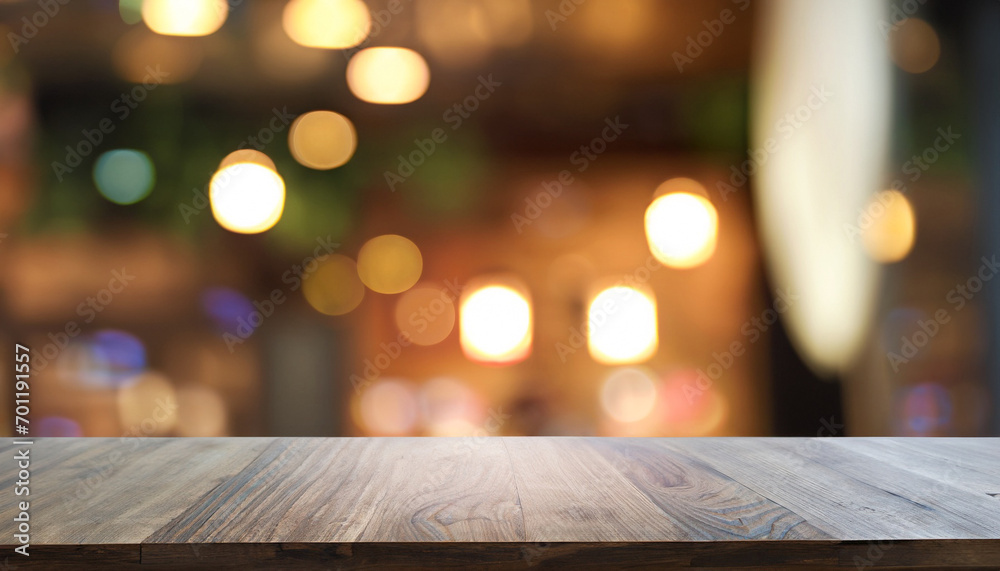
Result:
[2, 437, 998, 569]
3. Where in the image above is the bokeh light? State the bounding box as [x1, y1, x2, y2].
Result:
[209, 162, 286, 234]
[460, 282, 532, 364]
[357, 378, 418, 435]
[141, 0, 228, 37]
[658, 369, 729, 436]
[900, 382, 952, 435]
[890, 18, 940, 74]
[176, 385, 228, 436]
[600, 367, 658, 423]
[37, 416, 84, 437]
[119, 0, 143, 25]
[288, 111, 357, 170]
[645, 186, 718, 269]
[302, 254, 366, 315]
[93, 149, 155, 205]
[347, 47, 431, 104]
[283, 0, 371, 49]
[356, 235, 423, 294]
[58, 330, 147, 389]
[588, 285, 658, 365]
[861, 190, 916, 263]
[394, 284, 457, 345]
[418, 377, 484, 436]
[200, 287, 256, 335]
[218, 149, 276, 171]
[117, 372, 178, 435]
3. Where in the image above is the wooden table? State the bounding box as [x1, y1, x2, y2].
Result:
[1, 437, 998, 569]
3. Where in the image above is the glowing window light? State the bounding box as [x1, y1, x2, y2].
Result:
[288, 111, 357, 170]
[283, 0, 371, 49]
[644, 188, 718, 269]
[347, 47, 430, 104]
[209, 162, 285, 234]
[356, 235, 423, 294]
[862, 190, 916, 263]
[600, 367, 658, 423]
[302, 254, 366, 316]
[93, 149, 155, 205]
[141, 0, 228, 37]
[588, 285, 657, 365]
[460, 283, 532, 364]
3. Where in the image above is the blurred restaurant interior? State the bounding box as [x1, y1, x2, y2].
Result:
[1, 0, 997, 439]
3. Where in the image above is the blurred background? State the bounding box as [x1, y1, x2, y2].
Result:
[0, 0, 995, 438]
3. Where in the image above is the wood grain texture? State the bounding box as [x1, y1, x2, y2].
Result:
[0, 437, 997, 569]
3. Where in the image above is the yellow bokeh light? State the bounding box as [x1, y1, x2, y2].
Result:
[209, 162, 286, 234]
[347, 47, 431, 104]
[356, 235, 423, 294]
[117, 373, 178, 435]
[218, 149, 276, 171]
[357, 379, 418, 435]
[176, 385, 228, 436]
[142, 0, 227, 37]
[588, 285, 657, 365]
[600, 367, 658, 423]
[289, 111, 357, 170]
[394, 284, 456, 346]
[890, 18, 940, 74]
[303, 254, 366, 316]
[862, 190, 916, 263]
[645, 189, 719, 269]
[283, 0, 371, 49]
[460, 282, 532, 364]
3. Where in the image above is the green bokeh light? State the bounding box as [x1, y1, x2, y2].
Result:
[93, 149, 156, 205]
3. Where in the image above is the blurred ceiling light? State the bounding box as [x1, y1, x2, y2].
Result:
[861, 190, 916, 263]
[394, 284, 457, 345]
[460, 280, 532, 364]
[283, 0, 371, 49]
[415, 0, 532, 67]
[358, 378, 419, 435]
[600, 367, 658, 423]
[289, 111, 357, 170]
[141, 0, 228, 37]
[113, 29, 204, 84]
[347, 47, 430, 104]
[93, 149, 156, 205]
[117, 372, 178, 435]
[302, 254, 366, 315]
[890, 18, 940, 74]
[176, 385, 228, 436]
[209, 162, 286, 234]
[644, 185, 718, 269]
[588, 285, 658, 365]
[752, 0, 891, 375]
[356, 234, 423, 294]
[219, 149, 276, 171]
